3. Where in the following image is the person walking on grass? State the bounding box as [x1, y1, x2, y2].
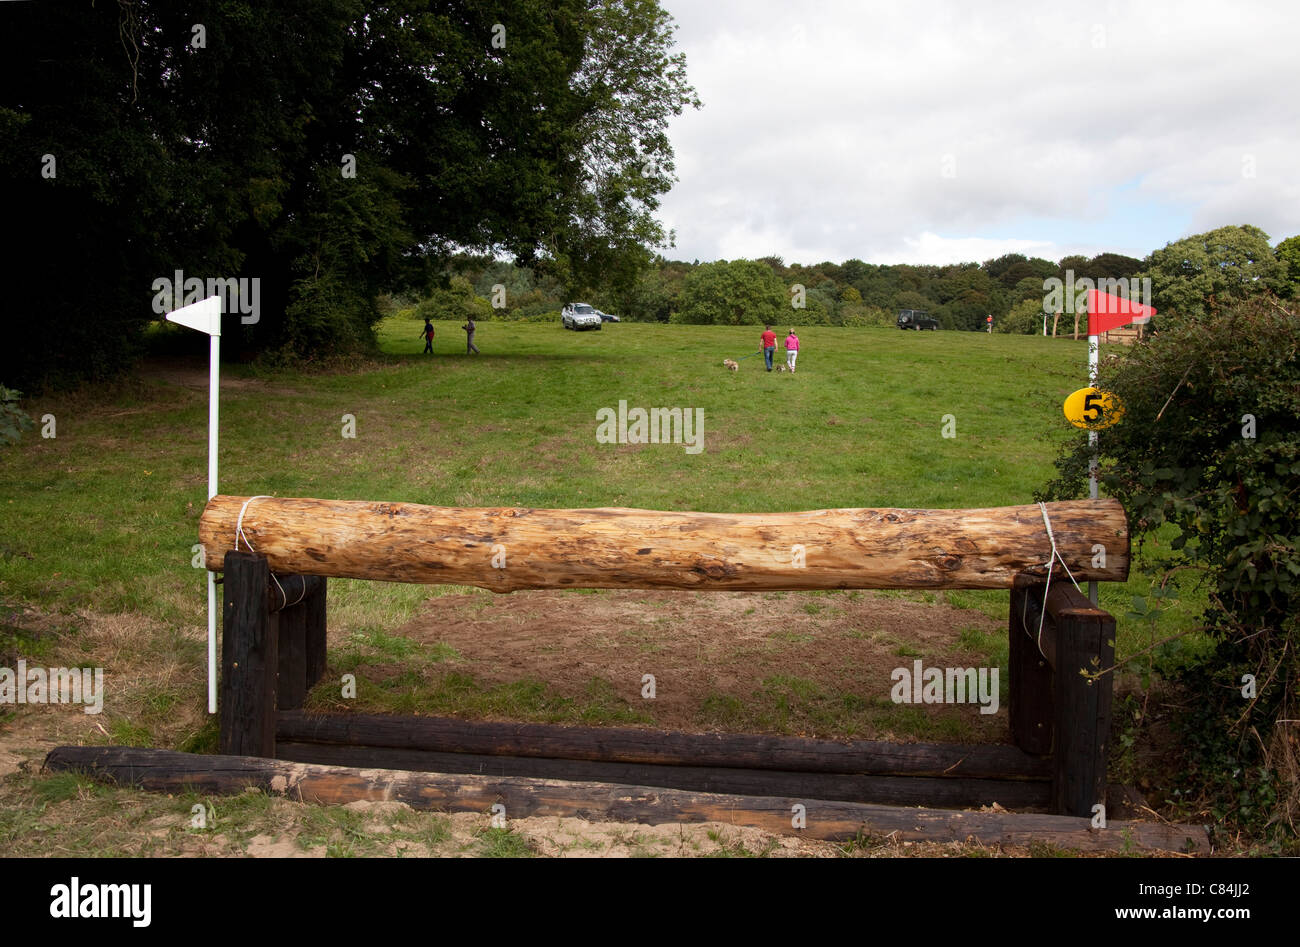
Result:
[420, 319, 435, 354]
[784, 328, 800, 373]
[761, 324, 777, 371]
[462, 317, 480, 355]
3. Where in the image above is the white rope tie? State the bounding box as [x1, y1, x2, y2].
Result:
[234, 495, 273, 552]
[233, 495, 295, 607]
[1030, 502, 1085, 658]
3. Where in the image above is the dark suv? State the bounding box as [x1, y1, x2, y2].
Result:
[897, 309, 939, 330]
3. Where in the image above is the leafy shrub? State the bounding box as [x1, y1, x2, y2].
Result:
[1, 386, 34, 446]
[1039, 296, 1300, 839]
[995, 298, 1046, 334]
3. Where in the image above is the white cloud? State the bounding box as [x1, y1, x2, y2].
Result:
[656, 0, 1300, 265]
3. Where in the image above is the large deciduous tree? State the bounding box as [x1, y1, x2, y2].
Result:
[1, 0, 698, 387]
[1139, 225, 1282, 322]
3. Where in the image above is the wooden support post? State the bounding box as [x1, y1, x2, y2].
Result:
[304, 576, 327, 690]
[1046, 585, 1115, 817]
[277, 593, 307, 712]
[219, 550, 278, 758]
[271, 575, 325, 711]
[1009, 575, 1053, 756]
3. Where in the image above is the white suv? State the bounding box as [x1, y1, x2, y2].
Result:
[561, 302, 603, 331]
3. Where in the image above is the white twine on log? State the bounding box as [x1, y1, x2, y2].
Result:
[234, 495, 273, 553]
[1032, 501, 1084, 659]
[233, 495, 294, 607]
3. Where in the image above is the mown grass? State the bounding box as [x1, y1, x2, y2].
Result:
[0, 319, 1212, 727]
[1, 319, 1206, 661]
[0, 319, 1214, 856]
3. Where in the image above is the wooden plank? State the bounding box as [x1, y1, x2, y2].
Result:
[219, 551, 278, 758]
[1052, 604, 1116, 817]
[1009, 576, 1053, 755]
[275, 741, 1051, 810]
[277, 594, 307, 712]
[199, 496, 1131, 591]
[43, 746, 1208, 853]
[304, 576, 327, 690]
[275, 711, 1051, 780]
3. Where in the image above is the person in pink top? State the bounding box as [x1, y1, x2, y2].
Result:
[784, 329, 800, 373]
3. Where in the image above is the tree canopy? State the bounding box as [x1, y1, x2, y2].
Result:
[1140, 224, 1283, 322]
[1, 0, 699, 387]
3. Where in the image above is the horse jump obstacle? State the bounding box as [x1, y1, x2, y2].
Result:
[51, 495, 1201, 849]
[207, 495, 1123, 810]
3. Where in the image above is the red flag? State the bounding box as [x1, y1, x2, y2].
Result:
[1086, 289, 1156, 335]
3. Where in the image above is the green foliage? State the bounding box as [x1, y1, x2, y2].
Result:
[1, 0, 699, 386]
[1039, 296, 1300, 837]
[838, 305, 893, 328]
[0, 386, 33, 446]
[416, 276, 494, 324]
[1140, 225, 1283, 322]
[1275, 235, 1300, 299]
[675, 259, 785, 325]
[995, 298, 1046, 334]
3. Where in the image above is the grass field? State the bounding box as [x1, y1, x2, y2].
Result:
[0, 318, 1215, 856]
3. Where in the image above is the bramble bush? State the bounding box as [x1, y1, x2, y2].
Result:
[1038, 296, 1299, 841]
[0, 386, 33, 446]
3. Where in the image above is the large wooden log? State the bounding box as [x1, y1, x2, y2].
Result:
[44, 746, 1205, 852]
[276, 710, 1051, 779]
[199, 496, 1129, 591]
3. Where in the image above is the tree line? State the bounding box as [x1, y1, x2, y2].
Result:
[414, 223, 1298, 332]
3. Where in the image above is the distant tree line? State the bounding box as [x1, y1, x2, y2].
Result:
[415, 224, 1299, 332]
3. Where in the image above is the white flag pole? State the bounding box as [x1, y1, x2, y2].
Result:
[1088, 325, 1100, 606]
[166, 296, 223, 713]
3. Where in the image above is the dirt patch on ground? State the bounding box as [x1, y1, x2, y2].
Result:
[141, 356, 303, 397]
[389, 588, 1008, 741]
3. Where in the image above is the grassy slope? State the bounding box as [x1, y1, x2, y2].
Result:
[0, 318, 1217, 857]
[1, 318, 1206, 647]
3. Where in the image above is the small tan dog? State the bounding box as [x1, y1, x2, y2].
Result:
[722, 358, 739, 372]
[777, 363, 787, 372]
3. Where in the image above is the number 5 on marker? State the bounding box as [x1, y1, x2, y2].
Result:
[1064, 387, 1124, 430]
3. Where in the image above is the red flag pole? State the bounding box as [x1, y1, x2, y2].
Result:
[1082, 288, 1157, 606]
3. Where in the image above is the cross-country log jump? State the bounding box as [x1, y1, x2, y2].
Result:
[199, 496, 1128, 592]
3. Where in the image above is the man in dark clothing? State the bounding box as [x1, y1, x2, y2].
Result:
[462, 318, 480, 354]
[420, 319, 435, 354]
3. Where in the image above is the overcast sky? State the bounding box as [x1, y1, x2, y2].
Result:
[653, 0, 1300, 266]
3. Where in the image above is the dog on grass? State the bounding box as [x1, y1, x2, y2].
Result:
[777, 363, 787, 372]
[722, 358, 739, 372]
